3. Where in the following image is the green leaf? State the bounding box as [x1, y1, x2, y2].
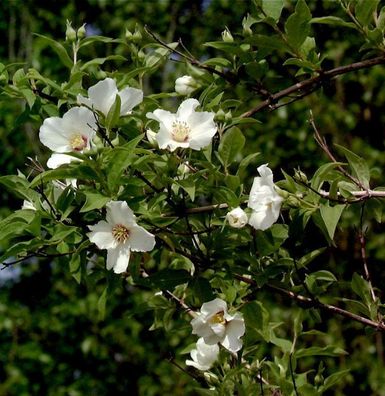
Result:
[285, 0, 312, 50]
[320, 203, 345, 240]
[69, 254, 82, 283]
[297, 247, 326, 269]
[34, 33, 73, 69]
[295, 345, 347, 358]
[97, 286, 108, 321]
[106, 94, 121, 131]
[355, 0, 380, 26]
[310, 16, 357, 29]
[351, 272, 372, 307]
[262, 0, 284, 21]
[189, 277, 214, 304]
[218, 127, 245, 168]
[319, 369, 351, 392]
[176, 179, 196, 202]
[335, 144, 370, 188]
[80, 55, 126, 71]
[80, 191, 110, 213]
[138, 269, 191, 290]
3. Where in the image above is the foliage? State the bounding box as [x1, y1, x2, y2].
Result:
[2, 0, 385, 394]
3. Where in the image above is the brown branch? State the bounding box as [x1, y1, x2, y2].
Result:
[234, 274, 385, 331]
[144, 26, 238, 84]
[242, 56, 385, 117]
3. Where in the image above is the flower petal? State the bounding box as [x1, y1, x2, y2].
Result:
[106, 201, 136, 227]
[87, 78, 118, 116]
[106, 245, 131, 273]
[147, 109, 176, 131]
[119, 87, 143, 115]
[47, 153, 80, 169]
[87, 221, 117, 249]
[177, 98, 200, 121]
[200, 298, 228, 317]
[129, 225, 156, 252]
[221, 316, 245, 353]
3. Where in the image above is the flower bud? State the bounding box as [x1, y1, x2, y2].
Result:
[177, 161, 190, 176]
[226, 207, 248, 228]
[77, 24, 86, 39]
[286, 195, 301, 207]
[65, 20, 77, 42]
[221, 27, 234, 42]
[146, 129, 157, 146]
[125, 29, 133, 42]
[215, 109, 226, 122]
[294, 169, 308, 184]
[225, 110, 232, 122]
[132, 26, 142, 43]
[175, 75, 197, 96]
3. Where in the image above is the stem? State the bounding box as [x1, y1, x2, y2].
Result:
[359, 203, 377, 303]
[242, 56, 385, 117]
[234, 274, 385, 331]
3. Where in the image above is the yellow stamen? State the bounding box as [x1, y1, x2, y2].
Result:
[112, 224, 130, 243]
[70, 133, 87, 151]
[210, 311, 226, 325]
[171, 121, 190, 143]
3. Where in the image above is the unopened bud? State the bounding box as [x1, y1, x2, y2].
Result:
[132, 25, 142, 43]
[146, 129, 157, 146]
[221, 28, 234, 43]
[66, 20, 77, 42]
[215, 109, 226, 122]
[226, 207, 248, 228]
[225, 110, 232, 122]
[125, 29, 133, 42]
[77, 24, 86, 39]
[294, 169, 308, 184]
[175, 75, 197, 96]
[286, 195, 301, 207]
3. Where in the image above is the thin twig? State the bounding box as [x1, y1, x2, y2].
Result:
[242, 55, 385, 117]
[310, 113, 366, 190]
[359, 203, 377, 303]
[234, 273, 385, 331]
[144, 26, 238, 84]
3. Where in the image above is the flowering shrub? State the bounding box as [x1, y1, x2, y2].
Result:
[2, 1, 385, 393]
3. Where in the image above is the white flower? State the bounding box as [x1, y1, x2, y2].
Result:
[248, 164, 283, 231]
[191, 298, 245, 353]
[186, 338, 219, 371]
[226, 207, 248, 228]
[77, 78, 143, 117]
[175, 75, 197, 96]
[47, 153, 82, 169]
[39, 107, 97, 153]
[146, 98, 217, 152]
[87, 201, 155, 274]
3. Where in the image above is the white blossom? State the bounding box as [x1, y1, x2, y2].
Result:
[77, 78, 143, 117]
[39, 107, 97, 153]
[47, 153, 82, 169]
[186, 338, 219, 371]
[175, 75, 197, 96]
[146, 98, 217, 152]
[226, 207, 248, 228]
[248, 164, 283, 231]
[87, 201, 155, 274]
[22, 200, 36, 211]
[191, 298, 245, 353]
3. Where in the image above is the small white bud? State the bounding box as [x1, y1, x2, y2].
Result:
[175, 75, 197, 96]
[226, 207, 248, 228]
[146, 129, 157, 146]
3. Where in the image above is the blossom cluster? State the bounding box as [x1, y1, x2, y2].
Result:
[186, 298, 245, 371]
[226, 164, 283, 231]
[35, 76, 285, 373]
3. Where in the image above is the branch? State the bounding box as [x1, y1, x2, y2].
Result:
[144, 26, 238, 84]
[242, 56, 385, 117]
[235, 274, 385, 331]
